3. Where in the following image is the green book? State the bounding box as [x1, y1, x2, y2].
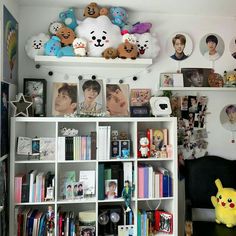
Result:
[138, 210, 141, 236]
[98, 164, 105, 200]
[104, 168, 111, 180]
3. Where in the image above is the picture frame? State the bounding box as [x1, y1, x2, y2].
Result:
[105, 179, 118, 199]
[181, 68, 212, 87]
[130, 89, 151, 106]
[159, 73, 184, 88]
[23, 78, 47, 116]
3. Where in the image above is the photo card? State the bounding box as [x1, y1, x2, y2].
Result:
[105, 179, 118, 199]
[79, 226, 95, 236]
[73, 181, 84, 199]
[130, 89, 151, 106]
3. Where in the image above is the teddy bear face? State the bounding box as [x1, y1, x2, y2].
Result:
[56, 27, 75, 46]
[102, 47, 118, 59]
[118, 41, 138, 59]
[84, 2, 100, 18]
[49, 21, 64, 35]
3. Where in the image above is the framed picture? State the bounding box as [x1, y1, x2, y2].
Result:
[105, 179, 118, 199]
[160, 73, 184, 88]
[23, 78, 47, 116]
[130, 89, 151, 106]
[181, 68, 212, 87]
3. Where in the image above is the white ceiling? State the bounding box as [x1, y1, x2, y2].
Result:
[17, 0, 236, 17]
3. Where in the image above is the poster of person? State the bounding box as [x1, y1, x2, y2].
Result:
[166, 32, 193, 61]
[1, 82, 9, 157]
[220, 104, 236, 132]
[3, 6, 18, 85]
[78, 79, 105, 116]
[52, 83, 78, 116]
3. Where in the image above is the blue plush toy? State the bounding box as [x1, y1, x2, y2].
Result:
[59, 8, 78, 30]
[44, 36, 75, 57]
[110, 7, 128, 29]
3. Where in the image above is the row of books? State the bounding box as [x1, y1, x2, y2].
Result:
[98, 162, 133, 200]
[15, 207, 48, 236]
[15, 171, 55, 203]
[98, 126, 111, 160]
[138, 165, 172, 198]
[137, 209, 173, 235]
[57, 132, 96, 161]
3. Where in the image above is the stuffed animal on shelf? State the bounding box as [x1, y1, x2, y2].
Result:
[223, 70, 236, 87]
[134, 32, 160, 59]
[56, 26, 75, 46]
[139, 137, 149, 158]
[130, 22, 152, 34]
[73, 38, 87, 56]
[75, 16, 122, 57]
[25, 33, 50, 59]
[59, 8, 78, 30]
[208, 72, 224, 87]
[110, 7, 128, 29]
[83, 2, 108, 18]
[102, 47, 118, 59]
[122, 33, 137, 45]
[48, 21, 64, 35]
[211, 178, 236, 228]
[117, 41, 138, 59]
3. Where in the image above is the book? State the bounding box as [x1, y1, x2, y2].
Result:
[16, 137, 32, 155]
[14, 174, 26, 203]
[39, 137, 55, 160]
[154, 210, 173, 234]
[60, 171, 76, 198]
[79, 170, 95, 195]
[98, 164, 105, 200]
[90, 131, 97, 160]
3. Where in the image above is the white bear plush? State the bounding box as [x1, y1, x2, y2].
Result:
[122, 33, 137, 45]
[134, 32, 160, 59]
[73, 38, 87, 56]
[25, 33, 50, 59]
[75, 16, 122, 57]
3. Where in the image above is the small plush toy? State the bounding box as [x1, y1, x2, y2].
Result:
[223, 70, 236, 87]
[211, 178, 236, 228]
[60, 127, 79, 136]
[44, 36, 61, 56]
[119, 131, 128, 140]
[57, 46, 75, 57]
[56, 26, 75, 46]
[25, 33, 50, 59]
[110, 7, 128, 29]
[122, 33, 137, 45]
[208, 72, 224, 87]
[73, 38, 87, 56]
[59, 8, 78, 30]
[130, 22, 152, 34]
[134, 32, 160, 59]
[83, 2, 108, 18]
[48, 21, 64, 35]
[117, 41, 138, 59]
[102, 47, 118, 59]
[139, 137, 149, 158]
[111, 130, 119, 140]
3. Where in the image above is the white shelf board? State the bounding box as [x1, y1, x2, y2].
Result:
[58, 160, 96, 163]
[35, 56, 152, 68]
[98, 158, 135, 162]
[138, 197, 174, 201]
[137, 157, 174, 161]
[159, 87, 236, 91]
[57, 198, 96, 204]
[15, 201, 55, 206]
[15, 160, 55, 164]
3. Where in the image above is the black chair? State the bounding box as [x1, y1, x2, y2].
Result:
[184, 155, 236, 236]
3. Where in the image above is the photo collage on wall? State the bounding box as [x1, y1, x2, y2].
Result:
[170, 95, 208, 160]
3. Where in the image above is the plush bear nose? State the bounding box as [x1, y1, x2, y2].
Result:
[97, 39, 101, 43]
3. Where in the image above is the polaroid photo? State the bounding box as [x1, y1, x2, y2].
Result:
[105, 179, 118, 199]
[32, 138, 40, 155]
[73, 181, 84, 199]
[160, 73, 184, 88]
[65, 182, 74, 199]
[130, 89, 151, 106]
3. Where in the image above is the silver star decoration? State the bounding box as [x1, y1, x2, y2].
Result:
[10, 93, 33, 117]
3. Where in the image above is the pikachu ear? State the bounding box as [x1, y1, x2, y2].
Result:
[215, 179, 223, 190]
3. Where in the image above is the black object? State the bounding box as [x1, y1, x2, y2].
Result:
[130, 106, 150, 117]
[78, 75, 83, 80]
[48, 71, 53, 76]
[92, 75, 96, 80]
[184, 155, 236, 236]
[35, 64, 40, 69]
[133, 76, 138, 81]
[119, 79, 123, 84]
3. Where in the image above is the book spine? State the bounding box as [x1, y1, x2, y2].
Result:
[138, 167, 144, 198]
[91, 131, 96, 160]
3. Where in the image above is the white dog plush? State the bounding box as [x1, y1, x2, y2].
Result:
[73, 38, 87, 56]
[25, 33, 50, 59]
[139, 137, 149, 157]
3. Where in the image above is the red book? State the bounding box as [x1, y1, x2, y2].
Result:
[15, 174, 26, 203]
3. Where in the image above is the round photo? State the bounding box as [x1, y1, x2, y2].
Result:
[167, 32, 193, 61]
[199, 33, 224, 61]
[220, 104, 236, 132]
[229, 36, 236, 59]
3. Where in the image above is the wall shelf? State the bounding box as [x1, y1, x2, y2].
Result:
[35, 56, 152, 69]
[159, 87, 236, 91]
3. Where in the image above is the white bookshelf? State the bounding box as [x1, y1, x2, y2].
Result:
[159, 86, 236, 91]
[10, 117, 178, 236]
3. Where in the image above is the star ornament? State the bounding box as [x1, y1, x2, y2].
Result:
[10, 93, 33, 117]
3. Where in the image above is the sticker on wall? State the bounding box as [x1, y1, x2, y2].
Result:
[166, 32, 193, 61]
[220, 104, 236, 143]
[229, 37, 236, 59]
[199, 33, 224, 61]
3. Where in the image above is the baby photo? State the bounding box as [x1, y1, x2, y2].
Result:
[52, 82, 78, 116]
[78, 79, 105, 116]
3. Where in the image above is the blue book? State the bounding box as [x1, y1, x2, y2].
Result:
[38, 213, 46, 236]
[28, 209, 38, 236]
[142, 210, 147, 236]
[129, 210, 133, 225]
[168, 176, 172, 197]
[162, 174, 169, 197]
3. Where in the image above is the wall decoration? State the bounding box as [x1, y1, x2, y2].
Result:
[166, 32, 193, 61]
[208, 72, 224, 87]
[220, 105, 236, 142]
[229, 37, 236, 59]
[199, 33, 224, 61]
[181, 68, 212, 87]
[106, 84, 130, 117]
[23, 78, 47, 117]
[1, 82, 9, 157]
[52, 83, 78, 117]
[159, 73, 184, 88]
[10, 93, 33, 117]
[3, 5, 18, 85]
[78, 79, 105, 116]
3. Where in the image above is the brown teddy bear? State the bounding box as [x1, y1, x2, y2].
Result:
[84, 2, 108, 18]
[102, 47, 118, 59]
[56, 26, 75, 46]
[117, 41, 138, 59]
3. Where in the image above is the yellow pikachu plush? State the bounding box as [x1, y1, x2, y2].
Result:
[211, 178, 236, 227]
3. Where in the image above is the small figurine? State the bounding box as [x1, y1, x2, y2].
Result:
[119, 131, 128, 140]
[121, 149, 130, 159]
[60, 127, 78, 136]
[139, 137, 149, 158]
[160, 145, 168, 158]
[46, 206, 55, 236]
[112, 130, 119, 140]
[122, 180, 135, 212]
